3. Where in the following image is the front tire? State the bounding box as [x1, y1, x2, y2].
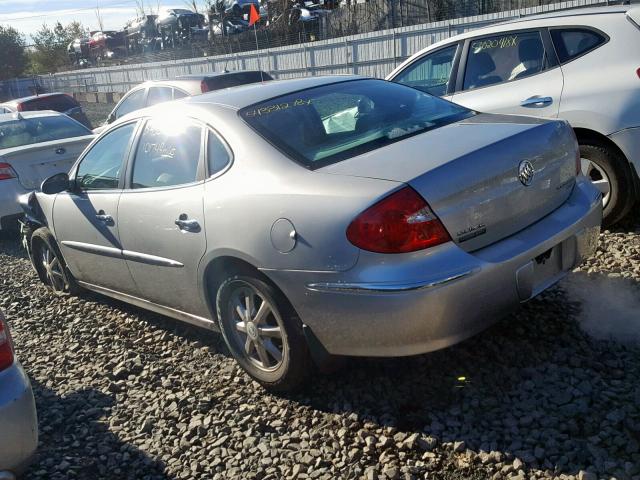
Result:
[579, 143, 634, 227]
[216, 275, 312, 392]
[31, 227, 80, 295]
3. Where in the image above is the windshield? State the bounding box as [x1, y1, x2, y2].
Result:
[239, 79, 473, 169]
[0, 115, 91, 149]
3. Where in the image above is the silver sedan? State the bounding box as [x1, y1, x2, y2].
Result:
[0, 310, 38, 478]
[21, 76, 602, 391]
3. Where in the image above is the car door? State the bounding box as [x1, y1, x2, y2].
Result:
[117, 117, 208, 316]
[53, 121, 139, 293]
[389, 42, 461, 102]
[451, 29, 563, 118]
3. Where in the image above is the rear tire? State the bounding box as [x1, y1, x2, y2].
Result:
[31, 227, 81, 295]
[216, 274, 312, 392]
[579, 142, 634, 227]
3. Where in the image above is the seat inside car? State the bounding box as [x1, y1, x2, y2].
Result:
[511, 38, 544, 80]
[466, 51, 502, 89]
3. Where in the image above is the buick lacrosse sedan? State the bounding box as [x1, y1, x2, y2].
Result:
[20, 76, 602, 391]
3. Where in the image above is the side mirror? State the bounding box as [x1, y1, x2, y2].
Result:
[106, 112, 116, 124]
[41, 173, 70, 195]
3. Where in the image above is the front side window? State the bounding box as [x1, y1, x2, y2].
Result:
[463, 31, 546, 91]
[76, 123, 136, 190]
[240, 79, 472, 168]
[131, 118, 202, 189]
[115, 89, 145, 119]
[393, 44, 458, 96]
[0, 116, 91, 149]
[550, 28, 606, 64]
[146, 87, 173, 107]
[173, 89, 188, 100]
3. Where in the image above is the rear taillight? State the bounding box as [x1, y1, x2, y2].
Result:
[200, 80, 210, 93]
[346, 186, 451, 254]
[0, 313, 14, 372]
[0, 162, 16, 181]
[16, 103, 24, 112]
[636, 67, 640, 79]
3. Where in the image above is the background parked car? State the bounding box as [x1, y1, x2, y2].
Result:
[387, 5, 640, 226]
[0, 93, 93, 129]
[0, 111, 94, 231]
[0, 310, 38, 478]
[95, 70, 273, 133]
[22, 76, 601, 392]
[157, 8, 205, 45]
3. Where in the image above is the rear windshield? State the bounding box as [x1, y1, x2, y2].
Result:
[240, 79, 473, 168]
[0, 116, 90, 149]
[22, 95, 79, 113]
[205, 72, 272, 91]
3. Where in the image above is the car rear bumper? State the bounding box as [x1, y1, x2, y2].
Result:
[0, 179, 26, 231]
[0, 361, 38, 476]
[265, 177, 602, 357]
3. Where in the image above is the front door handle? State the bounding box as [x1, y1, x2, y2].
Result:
[175, 215, 200, 233]
[521, 96, 553, 107]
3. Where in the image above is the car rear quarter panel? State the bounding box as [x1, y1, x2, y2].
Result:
[553, 14, 640, 135]
[198, 107, 401, 274]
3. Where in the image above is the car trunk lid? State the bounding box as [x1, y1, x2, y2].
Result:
[0, 135, 93, 190]
[321, 114, 577, 251]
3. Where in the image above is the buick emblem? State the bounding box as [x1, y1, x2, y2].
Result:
[518, 160, 535, 186]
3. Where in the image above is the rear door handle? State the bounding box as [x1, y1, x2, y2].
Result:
[175, 216, 200, 233]
[521, 96, 553, 107]
[55, 147, 66, 155]
[95, 211, 113, 223]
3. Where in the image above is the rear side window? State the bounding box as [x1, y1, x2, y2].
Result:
[173, 89, 188, 100]
[240, 79, 472, 169]
[131, 119, 202, 189]
[207, 130, 231, 175]
[205, 72, 271, 91]
[463, 31, 546, 90]
[550, 28, 606, 64]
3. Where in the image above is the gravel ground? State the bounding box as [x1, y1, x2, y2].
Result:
[0, 209, 639, 480]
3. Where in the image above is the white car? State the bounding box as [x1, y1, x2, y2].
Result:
[387, 5, 640, 226]
[0, 111, 94, 231]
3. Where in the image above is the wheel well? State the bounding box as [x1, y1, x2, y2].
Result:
[574, 128, 628, 164]
[573, 127, 639, 197]
[203, 256, 270, 311]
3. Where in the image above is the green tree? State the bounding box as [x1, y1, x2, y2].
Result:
[0, 25, 27, 80]
[28, 21, 88, 74]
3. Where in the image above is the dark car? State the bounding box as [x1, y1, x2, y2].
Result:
[96, 70, 273, 132]
[0, 94, 92, 129]
[89, 30, 126, 58]
[156, 8, 205, 36]
[125, 15, 158, 39]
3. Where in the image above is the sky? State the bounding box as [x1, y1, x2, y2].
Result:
[0, 0, 192, 41]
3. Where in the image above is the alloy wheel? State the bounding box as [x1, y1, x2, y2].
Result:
[40, 244, 66, 292]
[581, 158, 611, 208]
[227, 284, 286, 372]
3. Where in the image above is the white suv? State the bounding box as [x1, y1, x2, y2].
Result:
[387, 5, 640, 226]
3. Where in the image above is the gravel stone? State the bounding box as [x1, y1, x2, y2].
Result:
[1, 211, 638, 479]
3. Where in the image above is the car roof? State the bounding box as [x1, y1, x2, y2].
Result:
[1, 93, 71, 107]
[0, 110, 66, 123]
[176, 70, 268, 80]
[184, 74, 363, 110]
